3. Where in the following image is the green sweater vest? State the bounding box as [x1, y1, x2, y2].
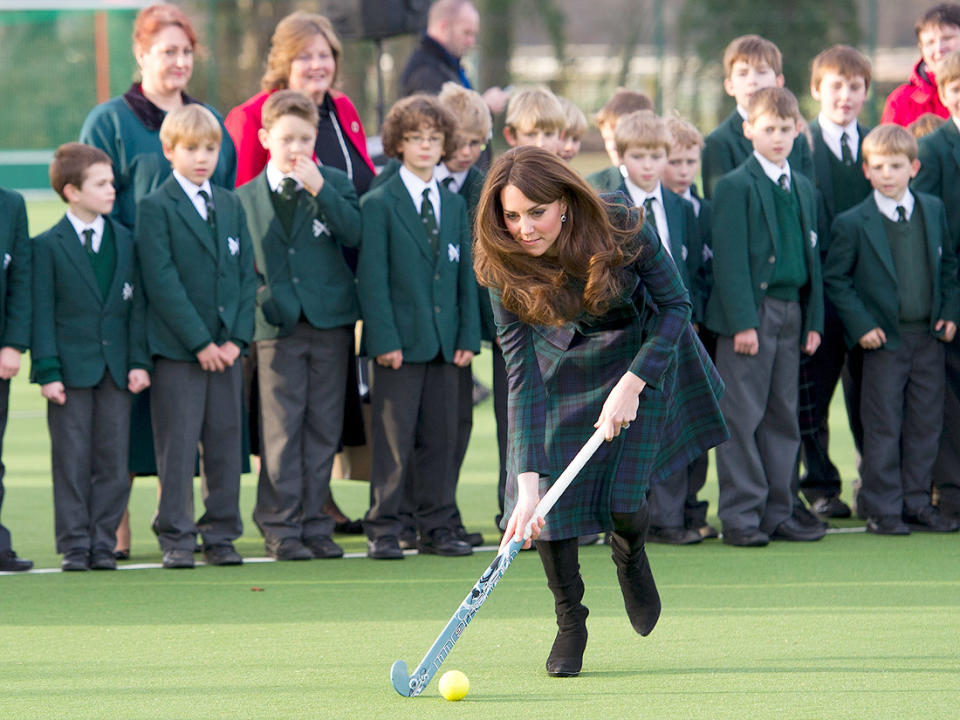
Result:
[827, 147, 872, 217]
[767, 179, 809, 302]
[882, 212, 932, 332]
[90, 220, 117, 300]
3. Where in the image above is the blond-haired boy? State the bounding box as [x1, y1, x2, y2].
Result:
[502, 86, 565, 155]
[137, 104, 256, 568]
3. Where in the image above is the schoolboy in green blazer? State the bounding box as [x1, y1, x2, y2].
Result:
[236, 90, 361, 561]
[701, 35, 814, 199]
[136, 105, 255, 569]
[706, 89, 824, 547]
[32, 143, 150, 571]
[0, 187, 32, 572]
[826, 124, 959, 534]
[914, 50, 960, 522]
[357, 95, 480, 560]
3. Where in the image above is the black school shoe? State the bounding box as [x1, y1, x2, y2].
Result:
[89, 549, 117, 570]
[367, 536, 404, 559]
[721, 527, 770, 547]
[865, 515, 910, 536]
[647, 526, 703, 545]
[203, 543, 243, 566]
[811, 495, 852, 519]
[303, 535, 344, 559]
[419, 528, 472, 556]
[903, 506, 960, 533]
[771, 517, 826, 542]
[0, 549, 32, 572]
[61, 549, 90, 571]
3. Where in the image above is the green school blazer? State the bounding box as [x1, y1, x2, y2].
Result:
[0, 188, 30, 351]
[615, 181, 706, 323]
[30, 216, 147, 387]
[915, 119, 960, 245]
[357, 172, 480, 362]
[136, 175, 256, 363]
[237, 167, 361, 341]
[705, 155, 824, 339]
[586, 165, 624, 193]
[702, 110, 814, 199]
[824, 192, 960, 350]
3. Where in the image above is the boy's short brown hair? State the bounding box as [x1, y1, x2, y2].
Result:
[49, 142, 112, 202]
[558, 97, 588, 140]
[504, 86, 565, 133]
[908, 112, 947, 138]
[380, 94, 457, 160]
[861, 125, 919, 163]
[594, 88, 654, 129]
[159, 103, 222, 149]
[665, 115, 704, 151]
[614, 111, 672, 157]
[723, 34, 783, 77]
[746, 87, 800, 124]
[915, 3, 960, 39]
[261, 89, 319, 131]
[810, 45, 872, 91]
[438, 81, 492, 140]
[937, 50, 960, 90]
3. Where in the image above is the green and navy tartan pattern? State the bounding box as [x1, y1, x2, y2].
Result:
[493, 207, 728, 540]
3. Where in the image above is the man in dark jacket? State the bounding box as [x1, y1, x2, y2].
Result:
[400, 0, 508, 115]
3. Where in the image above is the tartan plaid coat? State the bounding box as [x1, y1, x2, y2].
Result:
[493, 202, 729, 540]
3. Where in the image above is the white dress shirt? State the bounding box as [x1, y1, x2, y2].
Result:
[65, 211, 105, 253]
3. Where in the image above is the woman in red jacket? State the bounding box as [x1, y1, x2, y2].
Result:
[226, 11, 375, 194]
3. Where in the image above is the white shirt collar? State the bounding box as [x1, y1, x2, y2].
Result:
[265, 162, 302, 193]
[172, 169, 212, 199]
[623, 177, 663, 208]
[753, 150, 791, 188]
[817, 112, 860, 161]
[173, 169, 214, 221]
[623, 178, 671, 254]
[399, 164, 441, 222]
[65, 211, 105, 252]
[435, 163, 469, 194]
[953, 116, 960, 134]
[873, 188, 915, 222]
[736, 105, 748, 120]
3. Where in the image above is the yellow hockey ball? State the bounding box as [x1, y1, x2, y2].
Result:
[438, 670, 469, 701]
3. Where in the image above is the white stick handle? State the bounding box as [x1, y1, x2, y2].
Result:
[521, 427, 607, 540]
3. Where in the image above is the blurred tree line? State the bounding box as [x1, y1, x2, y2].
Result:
[0, 0, 867, 151]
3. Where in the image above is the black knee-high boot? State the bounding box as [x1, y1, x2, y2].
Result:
[536, 537, 588, 677]
[611, 505, 661, 636]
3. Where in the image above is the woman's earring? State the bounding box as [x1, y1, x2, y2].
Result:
[560, 213, 567, 223]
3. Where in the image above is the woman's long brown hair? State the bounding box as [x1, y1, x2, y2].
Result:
[474, 146, 645, 326]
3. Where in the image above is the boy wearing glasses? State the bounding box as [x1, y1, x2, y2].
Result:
[357, 94, 480, 559]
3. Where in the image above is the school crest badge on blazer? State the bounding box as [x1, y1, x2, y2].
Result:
[122, 282, 133, 301]
[447, 243, 460, 263]
[227, 236, 240, 256]
[313, 219, 328, 237]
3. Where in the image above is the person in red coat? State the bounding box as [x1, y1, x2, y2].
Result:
[882, 4, 960, 126]
[226, 11, 375, 194]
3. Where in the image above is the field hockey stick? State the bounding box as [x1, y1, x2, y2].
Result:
[390, 426, 607, 697]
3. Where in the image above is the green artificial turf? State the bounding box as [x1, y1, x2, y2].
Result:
[2, 200, 959, 718]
